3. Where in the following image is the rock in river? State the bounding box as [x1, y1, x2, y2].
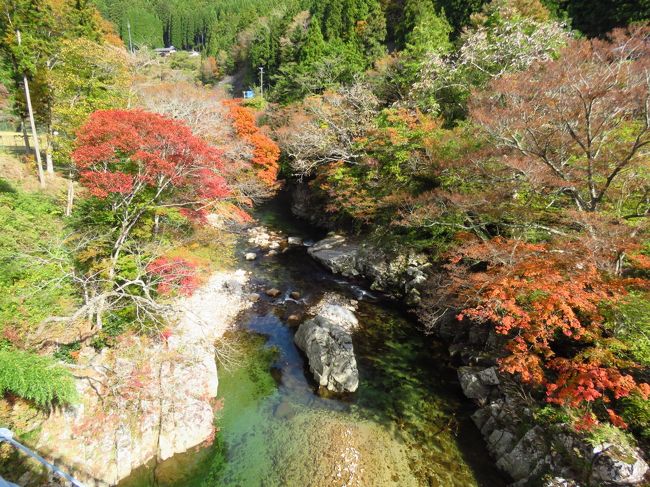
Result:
[307, 234, 360, 277]
[266, 288, 282, 298]
[294, 295, 359, 393]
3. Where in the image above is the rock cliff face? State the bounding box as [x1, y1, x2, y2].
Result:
[305, 232, 649, 486]
[440, 316, 649, 487]
[290, 182, 336, 230]
[294, 294, 359, 393]
[308, 234, 428, 305]
[25, 270, 251, 487]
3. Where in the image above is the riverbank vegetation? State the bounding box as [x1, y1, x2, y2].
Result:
[0, 0, 648, 483]
[0, 0, 279, 424]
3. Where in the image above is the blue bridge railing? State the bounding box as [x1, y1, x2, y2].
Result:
[0, 428, 85, 487]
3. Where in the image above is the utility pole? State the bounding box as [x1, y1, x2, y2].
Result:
[16, 30, 45, 188]
[259, 66, 264, 99]
[127, 20, 133, 53]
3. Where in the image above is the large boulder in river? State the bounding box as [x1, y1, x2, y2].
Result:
[294, 295, 359, 393]
[308, 234, 429, 305]
[308, 234, 360, 277]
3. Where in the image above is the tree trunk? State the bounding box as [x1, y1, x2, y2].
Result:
[45, 129, 54, 174]
[65, 170, 74, 216]
[24, 72, 46, 188]
[17, 31, 45, 188]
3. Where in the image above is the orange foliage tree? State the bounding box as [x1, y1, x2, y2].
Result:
[224, 100, 280, 187]
[447, 237, 649, 429]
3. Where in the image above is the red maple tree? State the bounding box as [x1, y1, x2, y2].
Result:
[73, 109, 230, 266]
[147, 256, 199, 296]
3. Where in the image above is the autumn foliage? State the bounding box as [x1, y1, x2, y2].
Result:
[147, 256, 199, 296]
[469, 24, 650, 216]
[73, 109, 230, 221]
[224, 100, 280, 186]
[448, 237, 649, 429]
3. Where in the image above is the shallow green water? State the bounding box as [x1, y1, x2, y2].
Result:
[120, 198, 507, 487]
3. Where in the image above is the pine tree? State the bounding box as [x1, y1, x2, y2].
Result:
[405, 2, 452, 59]
[300, 17, 325, 63]
[323, 0, 344, 40]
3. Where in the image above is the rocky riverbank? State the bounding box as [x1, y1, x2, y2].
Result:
[308, 234, 429, 306]
[304, 232, 649, 486]
[439, 316, 649, 487]
[9, 270, 251, 487]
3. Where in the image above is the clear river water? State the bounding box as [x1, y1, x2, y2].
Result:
[120, 197, 508, 487]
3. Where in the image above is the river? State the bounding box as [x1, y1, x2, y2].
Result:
[120, 195, 508, 487]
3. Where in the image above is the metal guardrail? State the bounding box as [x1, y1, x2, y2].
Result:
[0, 428, 85, 487]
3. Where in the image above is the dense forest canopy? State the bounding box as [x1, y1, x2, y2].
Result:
[92, 0, 650, 52]
[90, 0, 650, 101]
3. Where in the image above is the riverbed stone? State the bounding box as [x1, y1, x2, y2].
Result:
[290, 291, 301, 300]
[308, 234, 360, 277]
[544, 478, 581, 487]
[287, 314, 302, 325]
[458, 367, 492, 401]
[496, 426, 549, 482]
[471, 405, 493, 430]
[478, 367, 500, 386]
[245, 252, 257, 261]
[487, 429, 517, 460]
[274, 400, 297, 420]
[266, 288, 282, 298]
[287, 236, 303, 246]
[307, 234, 429, 304]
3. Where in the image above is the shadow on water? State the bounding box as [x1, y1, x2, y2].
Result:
[120, 195, 509, 487]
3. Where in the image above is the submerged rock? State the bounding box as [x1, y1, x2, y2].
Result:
[294, 295, 359, 393]
[287, 314, 302, 325]
[245, 252, 257, 261]
[266, 288, 282, 298]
